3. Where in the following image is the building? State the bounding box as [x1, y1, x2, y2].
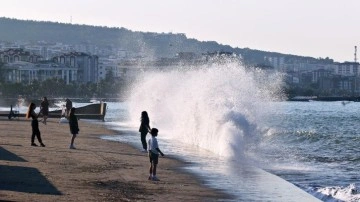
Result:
[335, 62, 359, 76]
[265, 56, 285, 71]
[0, 48, 43, 63]
[52, 52, 99, 83]
[97, 58, 119, 81]
[312, 69, 332, 83]
[2, 61, 77, 84]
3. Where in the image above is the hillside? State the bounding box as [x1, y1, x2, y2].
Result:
[0, 17, 331, 65]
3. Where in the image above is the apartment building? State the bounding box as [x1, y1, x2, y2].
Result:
[52, 52, 99, 83]
[335, 62, 359, 76]
[0, 49, 99, 84]
[3, 61, 77, 84]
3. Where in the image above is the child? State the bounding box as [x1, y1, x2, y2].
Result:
[68, 107, 79, 149]
[148, 128, 165, 181]
[26, 103, 45, 147]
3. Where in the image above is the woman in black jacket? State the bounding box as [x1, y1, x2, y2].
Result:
[69, 107, 79, 149]
[139, 111, 151, 152]
[26, 103, 45, 147]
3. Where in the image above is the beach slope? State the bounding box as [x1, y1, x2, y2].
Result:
[0, 118, 228, 201]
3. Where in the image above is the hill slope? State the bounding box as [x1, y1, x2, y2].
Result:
[0, 17, 329, 65]
[0, 18, 236, 57]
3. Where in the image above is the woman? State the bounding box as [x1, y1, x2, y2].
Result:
[68, 107, 79, 149]
[139, 111, 151, 152]
[26, 103, 45, 147]
[40, 96, 49, 125]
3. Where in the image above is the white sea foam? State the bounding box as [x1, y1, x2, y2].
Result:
[127, 61, 283, 160]
[311, 184, 360, 202]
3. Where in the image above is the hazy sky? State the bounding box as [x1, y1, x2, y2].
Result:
[1, 0, 359, 62]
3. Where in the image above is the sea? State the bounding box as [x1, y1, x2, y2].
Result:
[2, 62, 359, 201]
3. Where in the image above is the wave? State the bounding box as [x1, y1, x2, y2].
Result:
[308, 184, 360, 202]
[127, 62, 283, 161]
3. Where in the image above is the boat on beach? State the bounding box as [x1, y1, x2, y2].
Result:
[287, 96, 317, 102]
[48, 102, 107, 121]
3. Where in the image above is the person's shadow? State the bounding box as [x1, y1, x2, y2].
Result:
[0, 147, 62, 195]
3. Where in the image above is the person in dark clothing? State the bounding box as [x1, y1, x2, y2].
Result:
[139, 111, 151, 152]
[26, 103, 45, 147]
[39, 96, 49, 125]
[69, 107, 79, 149]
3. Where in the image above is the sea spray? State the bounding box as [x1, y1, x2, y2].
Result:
[127, 61, 284, 160]
[309, 184, 360, 202]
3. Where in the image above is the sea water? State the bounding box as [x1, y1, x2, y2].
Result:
[99, 62, 359, 201]
[101, 100, 360, 201]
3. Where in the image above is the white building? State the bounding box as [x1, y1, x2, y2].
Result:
[265, 56, 285, 71]
[334, 62, 359, 76]
[3, 61, 77, 84]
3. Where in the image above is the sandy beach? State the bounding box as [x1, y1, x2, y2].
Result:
[0, 117, 230, 202]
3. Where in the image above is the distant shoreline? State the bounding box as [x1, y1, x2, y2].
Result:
[288, 96, 360, 102]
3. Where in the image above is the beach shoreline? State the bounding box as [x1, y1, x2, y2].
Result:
[0, 117, 231, 201]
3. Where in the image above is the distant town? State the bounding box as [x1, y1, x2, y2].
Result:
[0, 41, 241, 85]
[0, 41, 241, 100]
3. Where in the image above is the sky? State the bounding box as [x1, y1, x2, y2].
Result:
[1, 0, 359, 62]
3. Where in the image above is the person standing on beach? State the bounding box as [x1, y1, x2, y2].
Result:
[148, 128, 165, 181]
[139, 111, 151, 152]
[68, 107, 79, 149]
[39, 96, 49, 125]
[26, 103, 45, 147]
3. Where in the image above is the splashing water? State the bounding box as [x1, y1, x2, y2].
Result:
[310, 184, 360, 202]
[128, 62, 283, 161]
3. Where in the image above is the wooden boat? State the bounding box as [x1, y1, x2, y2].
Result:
[287, 96, 317, 102]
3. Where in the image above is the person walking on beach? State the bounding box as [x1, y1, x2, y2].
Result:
[148, 128, 165, 181]
[139, 111, 151, 152]
[65, 98, 72, 117]
[26, 103, 45, 147]
[68, 107, 79, 149]
[39, 96, 49, 125]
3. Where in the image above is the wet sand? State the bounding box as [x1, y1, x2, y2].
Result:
[0, 118, 230, 201]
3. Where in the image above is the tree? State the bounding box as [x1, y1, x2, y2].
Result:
[29, 80, 41, 97]
[0, 62, 5, 83]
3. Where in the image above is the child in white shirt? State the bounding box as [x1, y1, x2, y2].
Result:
[148, 128, 165, 181]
